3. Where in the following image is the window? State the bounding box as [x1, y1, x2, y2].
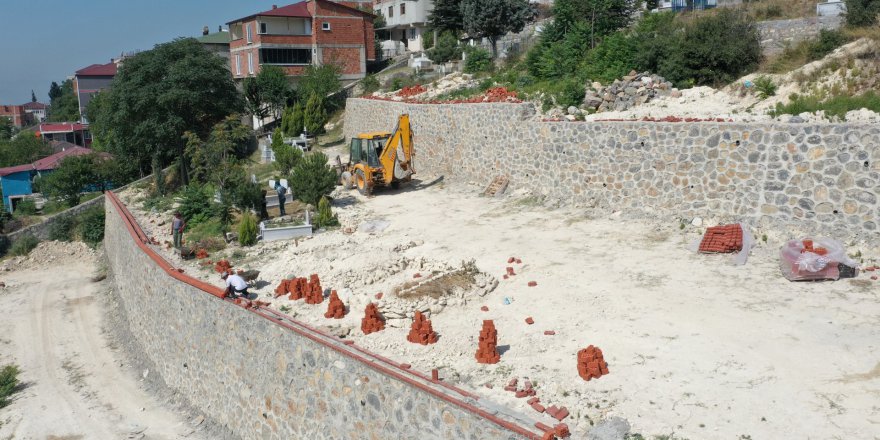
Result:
[246, 23, 252, 42]
[235, 54, 241, 75]
[388, 6, 393, 17]
[322, 22, 331, 31]
[247, 52, 254, 74]
[408, 28, 416, 39]
[259, 48, 312, 65]
[400, 3, 406, 14]
[259, 22, 267, 34]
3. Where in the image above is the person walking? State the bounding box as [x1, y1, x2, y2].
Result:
[171, 211, 186, 249]
[275, 182, 287, 217]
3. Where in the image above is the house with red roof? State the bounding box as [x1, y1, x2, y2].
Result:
[37, 122, 91, 148]
[0, 146, 99, 212]
[73, 61, 119, 124]
[22, 101, 49, 123]
[227, 1, 375, 84]
[0, 104, 33, 128]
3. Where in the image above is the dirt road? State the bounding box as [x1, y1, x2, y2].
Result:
[0, 259, 206, 440]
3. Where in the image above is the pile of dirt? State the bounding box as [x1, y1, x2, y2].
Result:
[1, 240, 97, 271]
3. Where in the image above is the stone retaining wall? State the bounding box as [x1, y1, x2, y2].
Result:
[757, 16, 844, 55]
[5, 195, 105, 243]
[344, 99, 880, 245]
[103, 194, 537, 440]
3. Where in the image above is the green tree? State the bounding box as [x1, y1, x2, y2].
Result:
[41, 154, 105, 207]
[290, 151, 337, 206]
[31, 90, 37, 103]
[461, 0, 533, 56]
[298, 64, 342, 101]
[314, 196, 339, 228]
[184, 115, 253, 193]
[429, 0, 464, 33]
[0, 134, 51, 167]
[541, 0, 638, 49]
[282, 102, 306, 137]
[303, 94, 327, 135]
[844, 0, 880, 26]
[429, 31, 462, 63]
[238, 212, 258, 246]
[677, 8, 761, 86]
[271, 128, 302, 175]
[48, 81, 62, 102]
[47, 79, 80, 122]
[243, 65, 291, 124]
[0, 117, 12, 141]
[88, 38, 243, 182]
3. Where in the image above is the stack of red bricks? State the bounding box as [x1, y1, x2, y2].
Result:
[214, 259, 233, 274]
[361, 303, 385, 334]
[273, 279, 290, 298]
[698, 224, 743, 253]
[545, 405, 570, 421]
[406, 311, 438, 345]
[288, 277, 308, 300]
[324, 290, 346, 319]
[475, 320, 501, 364]
[304, 274, 324, 304]
[800, 239, 829, 255]
[577, 345, 609, 381]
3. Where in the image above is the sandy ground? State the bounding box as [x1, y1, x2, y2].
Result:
[0, 248, 208, 440]
[122, 169, 880, 439]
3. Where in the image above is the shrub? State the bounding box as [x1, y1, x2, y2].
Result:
[464, 46, 493, 74]
[232, 181, 265, 214]
[9, 234, 39, 256]
[314, 196, 339, 228]
[754, 76, 777, 99]
[238, 212, 258, 246]
[303, 93, 328, 135]
[77, 206, 105, 246]
[844, 0, 880, 26]
[14, 199, 36, 216]
[290, 151, 338, 207]
[675, 9, 762, 87]
[48, 215, 76, 241]
[0, 364, 21, 408]
[360, 74, 380, 95]
[579, 31, 638, 84]
[429, 31, 462, 64]
[176, 184, 215, 228]
[808, 29, 850, 61]
[281, 103, 305, 137]
[771, 91, 880, 120]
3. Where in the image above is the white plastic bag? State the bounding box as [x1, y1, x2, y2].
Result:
[780, 238, 858, 281]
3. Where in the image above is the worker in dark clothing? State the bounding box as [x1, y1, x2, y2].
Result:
[275, 182, 287, 216]
[171, 211, 186, 249]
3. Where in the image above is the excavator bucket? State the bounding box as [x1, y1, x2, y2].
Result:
[379, 114, 415, 184]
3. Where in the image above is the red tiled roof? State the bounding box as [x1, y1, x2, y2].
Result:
[22, 101, 49, 110]
[228, 1, 311, 23]
[75, 62, 118, 76]
[0, 163, 35, 177]
[33, 146, 95, 171]
[39, 122, 87, 134]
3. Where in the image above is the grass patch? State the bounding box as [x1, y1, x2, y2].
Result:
[763, 29, 852, 74]
[771, 90, 880, 120]
[9, 234, 39, 256]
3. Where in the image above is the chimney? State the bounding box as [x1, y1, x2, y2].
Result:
[203, 25, 210, 36]
[272, 4, 277, 9]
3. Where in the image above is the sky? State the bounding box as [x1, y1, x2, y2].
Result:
[0, 0, 285, 105]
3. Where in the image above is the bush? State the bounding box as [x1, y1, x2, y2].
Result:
[314, 196, 339, 228]
[429, 31, 462, 64]
[771, 91, 880, 120]
[674, 9, 762, 87]
[77, 206, 105, 247]
[754, 76, 777, 99]
[176, 184, 216, 228]
[464, 46, 493, 74]
[48, 215, 76, 241]
[808, 29, 850, 61]
[238, 212, 258, 246]
[290, 151, 338, 207]
[281, 102, 305, 137]
[0, 364, 21, 408]
[579, 31, 638, 84]
[232, 180, 265, 214]
[844, 0, 880, 26]
[9, 234, 39, 256]
[14, 199, 36, 216]
[360, 74, 380, 95]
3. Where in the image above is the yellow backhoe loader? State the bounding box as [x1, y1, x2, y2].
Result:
[338, 114, 414, 196]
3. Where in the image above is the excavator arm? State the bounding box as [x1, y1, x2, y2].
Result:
[378, 114, 415, 185]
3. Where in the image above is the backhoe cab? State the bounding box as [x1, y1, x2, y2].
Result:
[340, 114, 414, 196]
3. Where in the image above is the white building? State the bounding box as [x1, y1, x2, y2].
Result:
[374, 0, 434, 55]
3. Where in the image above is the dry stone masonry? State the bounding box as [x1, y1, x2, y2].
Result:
[345, 99, 880, 246]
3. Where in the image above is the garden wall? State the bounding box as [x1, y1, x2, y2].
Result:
[344, 99, 880, 246]
[757, 16, 844, 55]
[103, 192, 539, 440]
[4, 195, 105, 243]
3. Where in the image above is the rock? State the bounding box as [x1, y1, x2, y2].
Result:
[591, 81, 602, 91]
[788, 116, 805, 123]
[564, 114, 577, 121]
[567, 106, 579, 115]
[670, 89, 682, 98]
[624, 87, 637, 96]
[588, 417, 631, 440]
[691, 217, 703, 227]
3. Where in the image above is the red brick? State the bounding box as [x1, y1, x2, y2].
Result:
[528, 281, 537, 287]
[525, 317, 535, 325]
[553, 407, 569, 421]
[544, 330, 556, 335]
[532, 403, 546, 413]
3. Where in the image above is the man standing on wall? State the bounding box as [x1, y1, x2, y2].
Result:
[171, 211, 186, 249]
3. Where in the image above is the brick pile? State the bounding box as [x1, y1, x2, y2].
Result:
[214, 259, 232, 274]
[288, 277, 308, 300]
[361, 303, 385, 334]
[698, 224, 743, 253]
[365, 86, 521, 104]
[304, 274, 324, 304]
[475, 320, 501, 364]
[397, 85, 427, 98]
[406, 311, 438, 345]
[274, 279, 290, 298]
[800, 239, 828, 255]
[195, 249, 209, 259]
[324, 290, 346, 319]
[577, 345, 609, 381]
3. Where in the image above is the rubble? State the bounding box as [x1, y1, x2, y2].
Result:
[584, 70, 676, 113]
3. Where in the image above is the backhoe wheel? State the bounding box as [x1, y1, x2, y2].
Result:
[355, 169, 371, 196]
[341, 171, 353, 190]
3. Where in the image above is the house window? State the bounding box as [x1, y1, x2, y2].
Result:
[259, 22, 268, 34]
[388, 6, 393, 17]
[247, 52, 254, 74]
[259, 48, 312, 65]
[235, 54, 241, 75]
[400, 3, 406, 14]
[322, 22, 331, 31]
[409, 28, 416, 39]
[246, 23, 252, 42]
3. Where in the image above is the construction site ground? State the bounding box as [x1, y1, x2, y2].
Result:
[119, 164, 880, 440]
[0, 242, 209, 440]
